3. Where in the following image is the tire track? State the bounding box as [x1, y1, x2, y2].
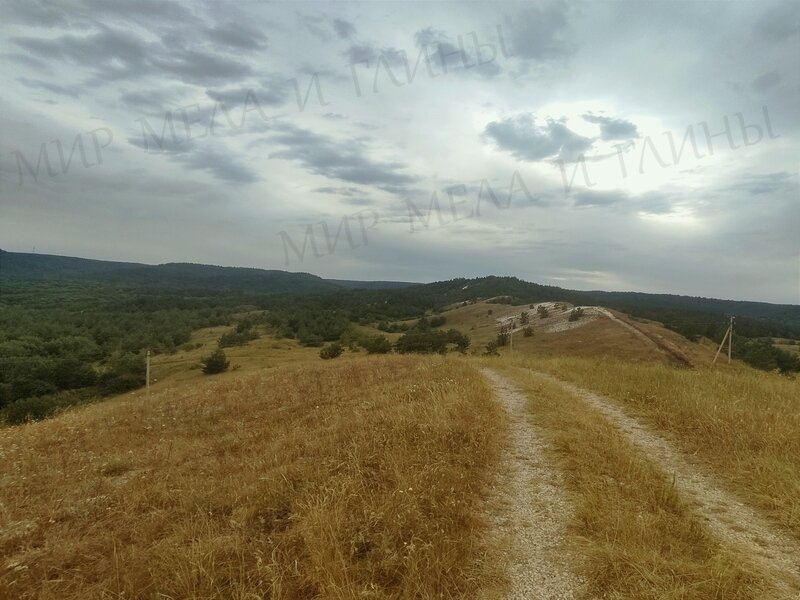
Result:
[480, 368, 584, 600]
[534, 370, 800, 597]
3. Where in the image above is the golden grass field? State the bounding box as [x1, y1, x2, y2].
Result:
[1, 306, 798, 599]
[0, 356, 505, 599]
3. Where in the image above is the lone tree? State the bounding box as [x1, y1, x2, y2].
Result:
[520, 311, 529, 325]
[201, 349, 229, 374]
[523, 326, 534, 337]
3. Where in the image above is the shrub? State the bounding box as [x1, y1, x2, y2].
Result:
[569, 307, 585, 322]
[446, 329, 470, 353]
[537, 305, 549, 319]
[98, 353, 146, 395]
[5, 396, 59, 424]
[218, 329, 258, 348]
[395, 329, 470, 354]
[320, 342, 344, 359]
[523, 326, 534, 337]
[3, 390, 91, 425]
[361, 335, 392, 354]
[201, 349, 230, 374]
[429, 315, 447, 328]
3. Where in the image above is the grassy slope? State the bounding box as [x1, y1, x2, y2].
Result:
[3, 299, 797, 598]
[0, 356, 505, 599]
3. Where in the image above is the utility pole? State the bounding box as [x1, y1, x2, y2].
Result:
[146, 349, 151, 396]
[713, 317, 734, 365]
[727, 316, 734, 364]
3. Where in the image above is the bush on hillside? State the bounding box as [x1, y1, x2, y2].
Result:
[201, 349, 230, 374]
[218, 327, 258, 348]
[394, 325, 470, 354]
[569, 307, 585, 322]
[98, 353, 146, 395]
[319, 342, 344, 359]
[361, 335, 392, 354]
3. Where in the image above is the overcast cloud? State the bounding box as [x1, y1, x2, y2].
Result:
[0, 0, 798, 303]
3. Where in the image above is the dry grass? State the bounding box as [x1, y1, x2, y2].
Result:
[440, 302, 527, 347]
[507, 355, 800, 538]
[150, 324, 321, 387]
[492, 364, 775, 599]
[507, 316, 668, 364]
[0, 355, 505, 599]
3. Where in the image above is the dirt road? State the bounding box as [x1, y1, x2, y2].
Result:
[480, 369, 584, 600]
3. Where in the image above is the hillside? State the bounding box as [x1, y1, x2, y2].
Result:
[0, 355, 505, 598]
[1, 313, 798, 598]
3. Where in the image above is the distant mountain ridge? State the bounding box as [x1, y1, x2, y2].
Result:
[2, 250, 798, 333]
[0, 250, 411, 294]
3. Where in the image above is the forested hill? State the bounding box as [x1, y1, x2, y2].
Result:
[0, 250, 339, 295]
[2, 250, 798, 335]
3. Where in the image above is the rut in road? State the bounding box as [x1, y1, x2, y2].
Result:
[534, 371, 800, 597]
[480, 368, 584, 600]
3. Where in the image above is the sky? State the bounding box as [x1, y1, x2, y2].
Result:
[1, 0, 798, 303]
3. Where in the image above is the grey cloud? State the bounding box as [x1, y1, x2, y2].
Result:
[120, 88, 185, 113]
[314, 187, 362, 196]
[297, 13, 332, 41]
[572, 189, 623, 207]
[725, 171, 796, 196]
[127, 135, 194, 155]
[507, 2, 573, 61]
[126, 134, 258, 183]
[572, 189, 680, 214]
[151, 50, 253, 84]
[5, 53, 51, 72]
[13, 29, 149, 78]
[484, 114, 594, 162]
[5, 0, 66, 26]
[344, 44, 407, 69]
[206, 23, 268, 50]
[17, 77, 79, 98]
[266, 123, 418, 192]
[413, 27, 502, 78]
[82, 0, 199, 24]
[181, 148, 259, 184]
[751, 70, 781, 92]
[582, 113, 639, 140]
[754, 2, 800, 42]
[205, 79, 289, 108]
[14, 27, 253, 84]
[333, 18, 356, 39]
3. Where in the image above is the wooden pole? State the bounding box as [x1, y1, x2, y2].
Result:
[727, 317, 734, 364]
[146, 350, 151, 396]
[713, 326, 730, 365]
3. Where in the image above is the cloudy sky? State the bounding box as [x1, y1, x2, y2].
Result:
[1, 0, 798, 303]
